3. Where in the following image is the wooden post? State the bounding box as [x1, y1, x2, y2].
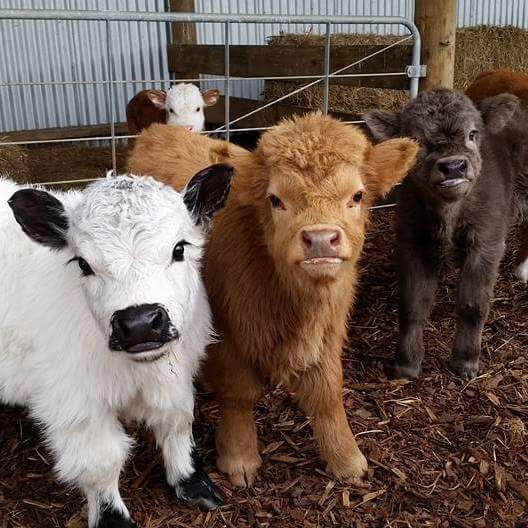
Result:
[415, 0, 457, 91]
[169, 0, 198, 82]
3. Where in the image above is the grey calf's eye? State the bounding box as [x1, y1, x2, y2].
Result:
[469, 130, 479, 141]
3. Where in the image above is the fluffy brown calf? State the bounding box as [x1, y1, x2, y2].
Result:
[466, 69, 528, 104]
[467, 69, 528, 281]
[129, 114, 418, 486]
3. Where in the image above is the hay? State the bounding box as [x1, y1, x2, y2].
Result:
[0, 145, 32, 182]
[0, 142, 128, 188]
[264, 26, 528, 115]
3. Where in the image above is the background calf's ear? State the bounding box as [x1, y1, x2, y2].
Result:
[479, 93, 520, 132]
[183, 163, 233, 225]
[202, 89, 220, 107]
[147, 90, 167, 109]
[362, 109, 401, 141]
[365, 138, 419, 198]
[8, 189, 69, 249]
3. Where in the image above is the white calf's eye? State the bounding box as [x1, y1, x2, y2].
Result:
[172, 240, 188, 262]
[196, 107, 200, 112]
[169, 108, 175, 114]
[68, 256, 94, 277]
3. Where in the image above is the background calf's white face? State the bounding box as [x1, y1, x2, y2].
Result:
[9, 169, 232, 360]
[165, 83, 219, 133]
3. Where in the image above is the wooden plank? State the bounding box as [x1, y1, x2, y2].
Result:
[205, 96, 358, 130]
[1, 123, 129, 143]
[415, 0, 457, 90]
[168, 0, 198, 81]
[168, 44, 412, 89]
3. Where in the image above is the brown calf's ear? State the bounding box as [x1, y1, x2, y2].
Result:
[202, 89, 220, 107]
[365, 138, 419, 198]
[147, 90, 166, 109]
[479, 93, 520, 132]
[362, 109, 401, 141]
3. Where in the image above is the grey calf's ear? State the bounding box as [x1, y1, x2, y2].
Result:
[479, 93, 520, 132]
[362, 109, 401, 141]
[183, 163, 234, 225]
[8, 189, 69, 249]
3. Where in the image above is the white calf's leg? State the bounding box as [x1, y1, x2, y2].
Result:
[47, 411, 135, 528]
[151, 411, 222, 511]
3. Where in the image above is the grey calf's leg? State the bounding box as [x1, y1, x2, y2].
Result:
[450, 250, 503, 380]
[396, 245, 439, 379]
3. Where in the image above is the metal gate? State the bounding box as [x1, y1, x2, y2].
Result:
[0, 8, 423, 185]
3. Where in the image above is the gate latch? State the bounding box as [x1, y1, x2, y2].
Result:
[406, 64, 427, 78]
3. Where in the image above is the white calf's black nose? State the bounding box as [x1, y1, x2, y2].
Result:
[110, 304, 173, 353]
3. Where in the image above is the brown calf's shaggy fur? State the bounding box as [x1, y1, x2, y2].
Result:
[129, 114, 418, 486]
[467, 69, 528, 280]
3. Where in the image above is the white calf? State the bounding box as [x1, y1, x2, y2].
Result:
[0, 166, 232, 528]
[165, 83, 219, 132]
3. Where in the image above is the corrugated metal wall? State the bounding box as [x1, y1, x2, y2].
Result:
[0, 0, 169, 131]
[2, 0, 528, 132]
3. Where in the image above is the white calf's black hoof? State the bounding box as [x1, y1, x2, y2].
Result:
[96, 504, 137, 528]
[178, 450, 223, 511]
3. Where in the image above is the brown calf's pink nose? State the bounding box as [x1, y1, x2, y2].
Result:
[301, 229, 341, 258]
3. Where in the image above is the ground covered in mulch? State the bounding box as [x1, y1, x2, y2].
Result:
[1, 210, 527, 528]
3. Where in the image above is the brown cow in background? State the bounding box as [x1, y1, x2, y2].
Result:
[466, 69, 528, 281]
[128, 114, 418, 487]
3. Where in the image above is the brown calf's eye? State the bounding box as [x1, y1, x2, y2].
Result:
[469, 130, 478, 141]
[268, 194, 285, 210]
[348, 190, 364, 207]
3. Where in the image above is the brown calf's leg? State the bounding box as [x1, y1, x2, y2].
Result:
[206, 346, 264, 488]
[291, 354, 367, 484]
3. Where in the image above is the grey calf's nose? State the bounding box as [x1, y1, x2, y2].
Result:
[437, 158, 468, 178]
[110, 304, 172, 353]
[301, 229, 341, 258]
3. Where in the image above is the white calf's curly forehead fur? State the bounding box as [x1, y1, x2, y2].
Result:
[0, 174, 220, 527]
[165, 83, 206, 132]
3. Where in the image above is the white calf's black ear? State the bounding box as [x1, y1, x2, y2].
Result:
[479, 93, 520, 132]
[362, 109, 401, 141]
[8, 189, 69, 249]
[183, 163, 234, 225]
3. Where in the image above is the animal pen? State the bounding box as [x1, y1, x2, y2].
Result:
[0, 8, 423, 190]
[2, 3, 528, 528]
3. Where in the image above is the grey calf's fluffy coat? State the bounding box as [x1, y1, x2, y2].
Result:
[364, 88, 528, 379]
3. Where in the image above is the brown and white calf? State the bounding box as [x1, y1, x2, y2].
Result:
[365, 89, 528, 380]
[126, 84, 219, 134]
[128, 114, 418, 486]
